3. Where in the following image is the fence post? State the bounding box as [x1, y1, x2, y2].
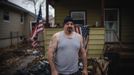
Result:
[10, 32, 13, 47]
[16, 32, 19, 48]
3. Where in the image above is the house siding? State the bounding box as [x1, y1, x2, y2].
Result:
[55, 0, 102, 27]
[88, 28, 105, 58]
[44, 28, 105, 58]
[23, 14, 35, 38]
[0, 2, 35, 48]
[55, 4, 69, 26]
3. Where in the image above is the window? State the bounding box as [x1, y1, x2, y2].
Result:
[30, 21, 36, 33]
[70, 11, 86, 25]
[20, 14, 24, 23]
[3, 11, 10, 21]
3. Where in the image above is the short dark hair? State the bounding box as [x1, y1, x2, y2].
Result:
[63, 16, 74, 25]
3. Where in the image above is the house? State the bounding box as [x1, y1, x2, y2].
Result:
[44, 0, 134, 74]
[46, 0, 134, 57]
[0, 0, 36, 48]
[44, 0, 105, 58]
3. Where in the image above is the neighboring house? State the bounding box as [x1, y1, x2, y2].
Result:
[0, 0, 36, 48]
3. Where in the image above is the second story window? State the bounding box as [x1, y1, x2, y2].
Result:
[20, 14, 24, 24]
[3, 11, 10, 21]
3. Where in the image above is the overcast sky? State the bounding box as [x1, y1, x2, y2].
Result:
[8, 0, 55, 18]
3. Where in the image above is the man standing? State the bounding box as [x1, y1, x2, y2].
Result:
[48, 16, 88, 75]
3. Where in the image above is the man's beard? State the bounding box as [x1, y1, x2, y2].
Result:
[67, 27, 73, 33]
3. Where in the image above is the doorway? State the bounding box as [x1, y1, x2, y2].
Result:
[104, 8, 119, 42]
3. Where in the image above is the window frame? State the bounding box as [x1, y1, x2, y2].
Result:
[70, 10, 87, 25]
[3, 10, 10, 22]
[20, 13, 24, 24]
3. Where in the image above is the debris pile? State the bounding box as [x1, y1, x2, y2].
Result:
[0, 48, 26, 75]
[0, 48, 47, 75]
[15, 56, 51, 75]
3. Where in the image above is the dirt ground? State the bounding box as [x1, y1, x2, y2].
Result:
[0, 47, 38, 75]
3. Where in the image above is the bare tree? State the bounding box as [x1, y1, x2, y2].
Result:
[23, 0, 45, 15]
[29, 0, 38, 15]
[22, 0, 38, 15]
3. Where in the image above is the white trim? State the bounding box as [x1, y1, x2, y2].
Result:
[3, 20, 10, 23]
[104, 8, 120, 42]
[3, 11, 10, 22]
[30, 20, 36, 32]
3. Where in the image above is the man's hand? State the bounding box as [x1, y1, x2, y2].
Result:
[82, 69, 88, 75]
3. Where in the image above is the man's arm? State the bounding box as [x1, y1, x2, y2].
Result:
[79, 35, 88, 75]
[80, 47, 87, 70]
[48, 33, 59, 75]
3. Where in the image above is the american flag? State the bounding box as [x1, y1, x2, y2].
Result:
[75, 25, 89, 49]
[31, 37, 39, 48]
[81, 26, 89, 38]
[31, 5, 44, 48]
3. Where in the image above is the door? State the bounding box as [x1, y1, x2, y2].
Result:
[104, 8, 119, 42]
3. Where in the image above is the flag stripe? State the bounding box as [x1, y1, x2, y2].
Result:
[31, 5, 44, 48]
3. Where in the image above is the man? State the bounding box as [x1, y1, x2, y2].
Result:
[48, 16, 88, 75]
